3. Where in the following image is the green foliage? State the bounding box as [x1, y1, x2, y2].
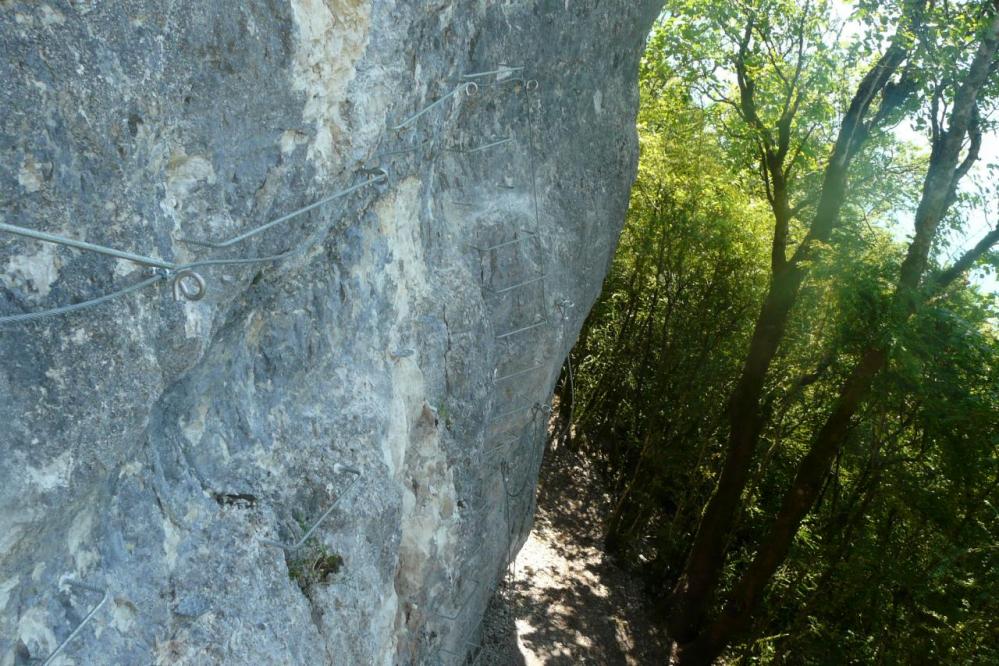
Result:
[566, 4, 999, 663]
[288, 545, 345, 592]
[572, 57, 772, 580]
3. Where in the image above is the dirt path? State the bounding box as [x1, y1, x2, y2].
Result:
[473, 442, 670, 665]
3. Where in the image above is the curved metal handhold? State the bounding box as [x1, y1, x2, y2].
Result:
[362, 166, 390, 186]
[42, 579, 110, 666]
[393, 82, 479, 130]
[525, 79, 539, 91]
[260, 463, 362, 551]
[172, 270, 206, 302]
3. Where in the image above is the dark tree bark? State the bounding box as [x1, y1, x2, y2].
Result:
[678, 348, 887, 665]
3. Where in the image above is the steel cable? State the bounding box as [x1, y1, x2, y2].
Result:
[0, 273, 167, 326]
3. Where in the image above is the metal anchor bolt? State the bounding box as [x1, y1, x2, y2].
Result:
[172, 269, 207, 302]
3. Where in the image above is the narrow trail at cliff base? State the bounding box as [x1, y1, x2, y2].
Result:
[474, 441, 670, 665]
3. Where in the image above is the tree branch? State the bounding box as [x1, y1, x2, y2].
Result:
[789, 189, 820, 219]
[790, 0, 928, 267]
[734, 18, 772, 149]
[898, 9, 999, 293]
[931, 224, 999, 292]
[733, 14, 796, 273]
[951, 105, 982, 188]
[776, 0, 810, 166]
[868, 65, 919, 129]
[784, 121, 818, 181]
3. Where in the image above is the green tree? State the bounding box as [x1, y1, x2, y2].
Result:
[571, 75, 771, 568]
[655, 3, 999, 661]
[566, 1, 999, 662]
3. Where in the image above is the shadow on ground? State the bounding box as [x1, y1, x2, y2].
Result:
[473, 439, 670, 665]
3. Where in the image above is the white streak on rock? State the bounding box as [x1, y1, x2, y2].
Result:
[17, 157, 46, 193]
[0, 577, 18, 612]
[25, 450, 73, 492]
[287, 0, 373, 177]
[67, 509, 98, 572]
[17, 607, 57, 662]
[3, 243, 62, 301]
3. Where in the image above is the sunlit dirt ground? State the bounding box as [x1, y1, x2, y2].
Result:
[473, 439, 670, 665]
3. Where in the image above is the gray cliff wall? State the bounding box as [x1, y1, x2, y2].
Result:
[0, 1, 660, 664]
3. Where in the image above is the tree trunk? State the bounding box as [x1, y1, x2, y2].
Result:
[667, 264, 803, 641]
[666, 11, 921, 639]
[681, 348, 887, 664]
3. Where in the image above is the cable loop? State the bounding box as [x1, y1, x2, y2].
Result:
[172, 270, 207, 302]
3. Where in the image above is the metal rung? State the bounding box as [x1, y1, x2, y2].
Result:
[485, 274, 545, 295]
[426, 579, 481, 621]
[392, 82, 478, 130]
[486, 435, 519, 452]
[470, 231, 537, 253]
[260, 465, 361, 551]
[488, 403, 538, 422]
[462, 66, 525, 79]
[494, 363, 546, 382]
[496, 319, 547, 340]
[448, 137, 514, 154]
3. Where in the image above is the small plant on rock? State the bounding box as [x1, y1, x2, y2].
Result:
[288, 545, 345, 592]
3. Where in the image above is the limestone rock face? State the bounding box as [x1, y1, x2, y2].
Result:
[0, 1, 659, 663]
